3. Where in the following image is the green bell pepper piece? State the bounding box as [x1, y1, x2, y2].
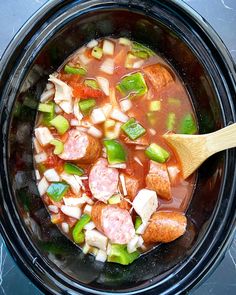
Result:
[103, 139, 126, 164]
[84, 79, 100, 90]
[131, 41, 155, 59]
[179, 113, 197, 134]
[50, 139, 64, 155]
[40, 102, 55, 126]
[166, 112, 176, 131]
[72, 214, 91, 244]
[91, 46, 103, 59]
[116, 72, 148, 97]
[78, 99, 96, 115]
[108, 195, 121, 205]
[64, 163, 84, 176]
[64, 65, 87, 76]
[107, 244, 140, 265]
[50, 115, 69, 135]
[38, 102, 54, 113]
[134, 216, 142, 231]
[47, 182, 69, 202]
[121, 118, 146, 140]
[145, 143, 170, 163]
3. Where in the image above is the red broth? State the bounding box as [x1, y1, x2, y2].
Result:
[34, 38, 197, 264]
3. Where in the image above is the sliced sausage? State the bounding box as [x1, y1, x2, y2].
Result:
[89, 158, 119, 202]
[146, 161, 172, 200]
[91, 202, 135, 244]
[142, 211, 187, 244]
[59, 129, 101, 163]
[143, 63, 173, 90]
[119, 174, 141, 201]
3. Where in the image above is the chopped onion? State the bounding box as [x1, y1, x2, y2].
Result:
[34, 152, 47, 163]
[55, 104, 63, 114]
[102, 103, 113, 118]
[149, 128, 156, 136]
[167, 166, 180, 184]
[82, 243, 91, 254]
[33, 138, 43, 154]
[81, 120, 92, 128]
[137, 236, 144, 248]
[40, 88, 55, 102]
[82, 193, 94, 205]
[108, 163, 127, 169]
[127, 235, 139, 253]
[85, 230, 108, 251]
[74, 99, 83, 121]
[136, 222, 149, 235]
[74, 176, 85, 190]
[87, 126, 103, 138]
[61, 173, 81, 195]
[70, 119, 80, 126]
[134, 156, 143, 166]
[61, 222, 69, 234]
[103, 40, 115, 56]
[76, 126, 88, 133]
[119, 174, 127, 196]
[95, 249, 107, 262]
[59, 100, 73, 114]
[91, 108, 106, 124]
[109, 88, 118, 107]
[63, 197, 86, 207]
[46, 82, 54, 90]
[44, 168, 60, 182]
[84, 221, 96, 231]
[84, 204, 92, 215]
[119, 37, 131, 46]
[106, 243, 112, 256]
[61, 205, 82, 219]
[79, 53, 91, 65]
[87, 39, 98, 48]
[35, 170, 41, 180]
[96, 76, 109, 96]
[38, 177, 49, 196]
[133, 60, 144, 69]
[110, 108, 129, 123]
[49, 75, 72, 103]
[120, 99, 132, 112]
[48, 205, 59, 214]
[100, 58, 114, 75]
[35, 127, 53, 146]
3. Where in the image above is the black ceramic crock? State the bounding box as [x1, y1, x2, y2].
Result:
[0, 0, 236, 294]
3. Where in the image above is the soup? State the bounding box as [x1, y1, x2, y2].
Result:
[33, 38, 197, 265]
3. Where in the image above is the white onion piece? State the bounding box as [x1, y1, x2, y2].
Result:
[79, 54, 91, 65]
[40, 88, 55, 102]
[84, 221, 96, 231]
[38, 177, 49, 196]
[34, 152, 47, 163]
[33, 138, 43, 154]
[95, 249, 107, 262]
[127, 235, 139, 253]
[49, 75, 72, 103]
[134, 156, 143, 166]
[35, 170, 41, 180]
[100, 58, 114, 75]
[103, 40, 115, 56]
[85, 230, 108, 251]
[167, 166, 180, 184]
[96, 76, 109, 96]
[59, 100, 73, 114]
[137, 236, 144, 247]
[119, 38, 131, 46]
[108, 163, 126, 169]
[55, 104, 63, 114]
[102, 103, 113, 118]
[61, 173, 81, 195]
[82, 243, 91, 254]
[119, 174, 127, 196]
[82, 193, 94, 205]
[87, 126, 103, 138]
[84, 204, 92, 215]
[61, 222, 69, 234]
[110, 108, 129, 123]
[133, 60, 144, 69]
[91, 108, 106, 124]
[70, 119, 80, 126]
[35, 127, 53, 146]
[136, 222, 149, 235]
[44, 169, 60, 182]
[48, 205, 59, 214]
[61, 205, 81, 219]
[120, 99, 132, 112]
[46, 82, 54, 90]
[87, 39, 98, 48]
[74, 100, 83, 121]
[63, 197, 86, 207]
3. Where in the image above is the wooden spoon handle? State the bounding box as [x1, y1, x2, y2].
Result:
[206, 123, 236, 155]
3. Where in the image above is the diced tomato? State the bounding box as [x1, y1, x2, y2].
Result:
[69, 82, 105, 99]
[45, 154, 64, 169]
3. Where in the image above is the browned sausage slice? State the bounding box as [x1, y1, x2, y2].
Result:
[89, 158, 119, 202]
[119, 174, 141, 201]
[146, 161, 172, 200]
[59, 129, 101, 163]
[143, 64, 173, 90]
[142, 211, 187, 243]
[91, 202, 135, 244]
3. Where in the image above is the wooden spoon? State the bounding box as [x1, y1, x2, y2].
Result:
[163, 123, 236, 179]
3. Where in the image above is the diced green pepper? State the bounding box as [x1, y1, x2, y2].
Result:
[41, 102, 55, 126]
[72, 214, 91, 244]
[64, 163, 84, 176]
[146, 112, 157, 126]
[168, 97, 181, 107]
[116, 72, 148, 97]
[124, 53, 136, 69]
[47, 182, 69, 202]
[131, 41, 155, 59]
[149, 100, 161, 112]
[64, 65, 87, 76]
[103, 139, 126, 164]
[119, 38, 132, 46]
[145, 143, 170, 163]
[50, 115, 69, 135]
[134, 216, 142, 231]
[92, 46, 103, 59]
[121, 118, 146, 140]
[78, 99, 96, 115]
[108, 195, 121, 205]
[179, 113, 197, 134]
[50, 139, 64, 155]
[107, 244, 140, 265]
[84, 79, 100, 90]
[38, 103, 54, 113]
[166, 112, 176, 131]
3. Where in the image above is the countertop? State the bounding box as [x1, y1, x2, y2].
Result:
[0, 0, 235, 294]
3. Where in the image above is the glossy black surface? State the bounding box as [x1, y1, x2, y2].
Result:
[0, 0, 236, 294]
